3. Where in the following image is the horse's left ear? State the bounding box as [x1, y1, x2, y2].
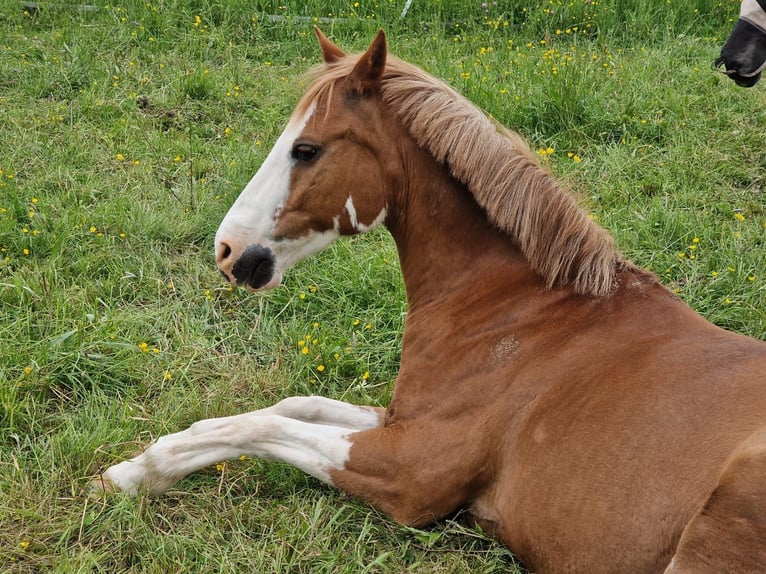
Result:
[315, 26, 346, 63]
[348, 29, 387, 95]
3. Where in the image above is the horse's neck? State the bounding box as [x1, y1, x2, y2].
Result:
[382, 145, 565, 423]
[385, 144, 544, 312]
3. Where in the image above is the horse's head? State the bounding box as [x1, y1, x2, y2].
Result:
[716, 0, 766, 87]
[215, 29, 392, 290]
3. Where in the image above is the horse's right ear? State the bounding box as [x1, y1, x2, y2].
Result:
[315, 27, 346, 63]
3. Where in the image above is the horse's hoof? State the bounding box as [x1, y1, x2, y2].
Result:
[87, 475, 119, 498]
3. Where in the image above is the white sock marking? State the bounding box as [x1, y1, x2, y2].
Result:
[100, 397, 383, 495]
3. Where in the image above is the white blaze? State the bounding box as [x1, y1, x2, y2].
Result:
[215, 101, 344, 287]
[216, 102, 316, 249]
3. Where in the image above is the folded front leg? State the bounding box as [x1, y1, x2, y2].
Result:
[96, 396, 483, 533]
[96, 396, 384, 495]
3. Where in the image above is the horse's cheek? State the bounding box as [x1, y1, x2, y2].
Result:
[273, 212, 312, 240]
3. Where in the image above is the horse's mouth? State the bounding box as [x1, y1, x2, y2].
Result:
[723, 68, 762, 88]
[733, 71, 762, 87]
[715, 56, 763, 87]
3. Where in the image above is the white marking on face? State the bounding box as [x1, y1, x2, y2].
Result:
[359, 208, 387, 232]
[276, 226, 341, 271]
[216, 104, 389, 291]
[216, 102, 316, 250]
[344, 196, 387, 233]
[216, 102, 346, 288]
[345, 196, 359, 229]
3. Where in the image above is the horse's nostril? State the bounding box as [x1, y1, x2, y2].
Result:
[216, 241, 233, 265]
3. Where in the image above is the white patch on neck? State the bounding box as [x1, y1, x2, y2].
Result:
[344, 196, 387, 233]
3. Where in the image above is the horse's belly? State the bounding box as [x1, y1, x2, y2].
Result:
[497, 476, 686, 574]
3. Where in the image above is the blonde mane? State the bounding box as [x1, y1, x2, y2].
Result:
[299, 54, 620, 297]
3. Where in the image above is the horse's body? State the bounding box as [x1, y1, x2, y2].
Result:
[97, 30, 766, 573]
[717, 0, 766, 86]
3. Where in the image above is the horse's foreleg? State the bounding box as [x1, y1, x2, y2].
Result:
[257, 395, 385, 429]
[95, 397, 384, 495]
[96, 397, 473, 531]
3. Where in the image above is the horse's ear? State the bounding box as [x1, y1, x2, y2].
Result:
[348, 29, 387, 95]
[315, 26, 346, 63]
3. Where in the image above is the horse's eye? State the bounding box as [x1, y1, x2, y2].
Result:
[291, 144, 319, 162]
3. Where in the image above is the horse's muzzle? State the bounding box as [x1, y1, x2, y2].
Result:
[228, 244, 277, 290]
[715, 55, 763, 87]
[716, 18, 766, 88]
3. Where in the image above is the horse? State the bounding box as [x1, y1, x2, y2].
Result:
[95, 29, 766, 574]
[716, 0, 766, 86]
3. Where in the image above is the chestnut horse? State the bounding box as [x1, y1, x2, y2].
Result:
[97, 30, 766, 573]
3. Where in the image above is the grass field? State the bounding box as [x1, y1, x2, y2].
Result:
[2, 0, 765, 571]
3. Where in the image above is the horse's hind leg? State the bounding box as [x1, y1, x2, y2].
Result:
[665, 430, 766, 574]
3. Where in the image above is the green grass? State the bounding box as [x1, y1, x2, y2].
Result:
[1, 0, 764, 571]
